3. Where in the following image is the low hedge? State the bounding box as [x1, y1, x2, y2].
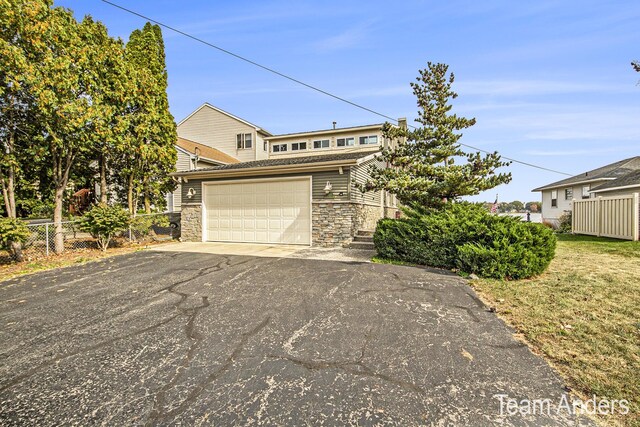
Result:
[374, 203, 556, 279]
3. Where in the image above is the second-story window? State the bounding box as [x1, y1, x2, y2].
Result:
[291, 142, 307, 151]
[337, 137, 354, 147]
[313, 139, 330, 149]
[359, 135, 378, 145]
[236, 133, 252, 149]
[272, 144, 287, 153]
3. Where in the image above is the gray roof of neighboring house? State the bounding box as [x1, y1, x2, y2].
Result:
[591, 169, 640, 192]
[172, 150, 380, 176]
[532, 156, 640, 191]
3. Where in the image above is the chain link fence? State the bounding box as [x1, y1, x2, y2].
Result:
[12, 212, 180, 261]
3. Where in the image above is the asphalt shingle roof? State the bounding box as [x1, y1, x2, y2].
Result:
[591, 169, 640, 192]
[175, 150, 380, 174]
[176, 137, 240, 164]
[532, 156, 640, 191]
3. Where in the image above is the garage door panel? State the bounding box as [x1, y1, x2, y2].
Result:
[205, 179, 310, 245]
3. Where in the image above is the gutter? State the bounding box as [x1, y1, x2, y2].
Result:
[590, 183, 640, 194]
[170, 158, 363, 180]
[532, 177, 614, 192]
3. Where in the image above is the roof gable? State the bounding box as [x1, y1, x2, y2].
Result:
[177, 103, 272, 136]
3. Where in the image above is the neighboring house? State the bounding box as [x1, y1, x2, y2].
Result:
[169, 102, 403, 247]
[532, 156, 640, 225]
[590, 169, 640, 197]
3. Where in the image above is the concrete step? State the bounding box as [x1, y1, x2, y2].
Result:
[352, 235, 373, 243]
[356, 230, 375, 237]
[348, 241, 375, 250]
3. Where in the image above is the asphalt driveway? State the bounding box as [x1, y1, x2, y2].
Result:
[0, 251, 592, 426]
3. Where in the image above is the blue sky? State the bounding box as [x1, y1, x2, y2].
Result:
[57, 0, 640, 202]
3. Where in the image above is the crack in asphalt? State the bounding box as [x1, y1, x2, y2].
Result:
[146, 316, 271, 425]
[269, 326, 425, 396]
[0, 255, 251, 394]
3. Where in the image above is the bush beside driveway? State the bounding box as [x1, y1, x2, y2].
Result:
[0, 251, 593, 426]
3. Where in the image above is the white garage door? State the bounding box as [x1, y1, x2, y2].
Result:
[204, 178, 311, 245]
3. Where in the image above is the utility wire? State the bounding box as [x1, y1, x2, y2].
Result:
[100, 0, 572, 177]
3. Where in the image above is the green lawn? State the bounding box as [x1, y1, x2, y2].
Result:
[471, 234, 640, 427]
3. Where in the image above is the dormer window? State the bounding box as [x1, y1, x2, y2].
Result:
[236, 133, 252, 149]
[291, 142, 307, 151]
[359, 135, 378, 145]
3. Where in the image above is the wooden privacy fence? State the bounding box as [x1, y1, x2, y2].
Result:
[572, 193, 640, 241]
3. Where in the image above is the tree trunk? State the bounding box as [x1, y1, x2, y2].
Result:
[2, 132, 22, 260]
[143, 177, 151, 214]
[100, 152, 108, 204]
[127, 173, 134, 215]
[53, 185, 65, 254]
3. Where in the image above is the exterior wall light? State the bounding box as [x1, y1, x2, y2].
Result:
[186, 187, 196, 199]
[324, 181, 333, 195]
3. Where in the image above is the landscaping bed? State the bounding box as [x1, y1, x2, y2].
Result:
[471, 234, 640, 427]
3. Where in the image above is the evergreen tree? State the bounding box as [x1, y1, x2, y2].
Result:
[120, 22, 176, 214]
[358, 62, 511, 208]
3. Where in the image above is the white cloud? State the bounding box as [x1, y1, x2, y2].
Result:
[313, 21, 374, 52]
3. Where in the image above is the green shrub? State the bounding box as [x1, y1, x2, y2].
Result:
[0, 217, 30, 261]
[374, 203, 556, 279]
[456, 217, 556, 279]
[130, 214, 170, 239]
[80, 204, 130, 251]
[557, 211, 572, 234]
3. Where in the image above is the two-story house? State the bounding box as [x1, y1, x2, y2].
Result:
[170, 103, 402, 247]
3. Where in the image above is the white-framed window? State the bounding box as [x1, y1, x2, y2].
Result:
[291, 142, 307, 151]
[582, 185, 590, 199]
[313, 139, 330, 149]
[236, 133, 252, 149]
[564, 188, 573, 200]
[551, 190, 558, 207]
[337, 137, 355, 147]
[359, 135, 378, 145]
[272, 143, 287, 153]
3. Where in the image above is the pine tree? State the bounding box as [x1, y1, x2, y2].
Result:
[358, 62, 511, 208]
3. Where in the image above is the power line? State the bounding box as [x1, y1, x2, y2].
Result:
[100, 0, 572, 177]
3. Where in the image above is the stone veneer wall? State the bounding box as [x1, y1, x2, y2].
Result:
[312, 202, 384, 247]
[180, 203, 202, 242]
[353, 203, 383, 233]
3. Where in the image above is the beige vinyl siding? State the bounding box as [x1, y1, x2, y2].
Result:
[177, 105, 258, 162]
[176, 148, 193, 171]
[350, 158, 382, 205]
[181, 169, 352, 204]
[540, 181, 609, 221]
[267, 129, 384, 158]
